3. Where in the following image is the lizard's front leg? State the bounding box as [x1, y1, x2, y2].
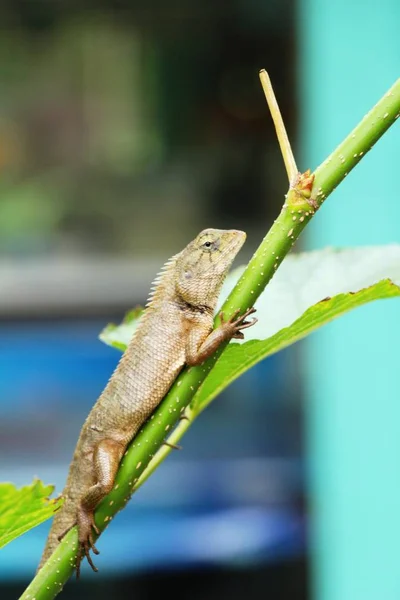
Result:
[76, 438, 125, 576]
[185, 307, 257, 366]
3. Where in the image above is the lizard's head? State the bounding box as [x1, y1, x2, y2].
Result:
[175, 228, 246, 307]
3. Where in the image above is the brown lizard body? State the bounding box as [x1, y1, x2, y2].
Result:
[39, 228, 256, 575]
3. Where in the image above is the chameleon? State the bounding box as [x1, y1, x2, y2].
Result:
[39, 228, 257, 576]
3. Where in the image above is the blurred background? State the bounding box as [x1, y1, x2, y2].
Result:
[0, 1, 399, 599]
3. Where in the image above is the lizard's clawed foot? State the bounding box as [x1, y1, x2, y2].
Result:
[75, 509, 100, 578]
[219, 307, 257, 340]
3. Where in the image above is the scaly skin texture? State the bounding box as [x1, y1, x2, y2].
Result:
[39, 228, 256, 575]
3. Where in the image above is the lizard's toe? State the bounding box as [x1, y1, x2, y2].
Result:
[92, 522, 100, 536]
[76, 508, 101, 574]
[83, 541, 99, 573]
[88, 531, 100, 555]
[75, 538, 99, 578]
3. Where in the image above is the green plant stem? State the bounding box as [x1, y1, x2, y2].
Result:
[20, 77, 400, 600]
[312, 78, 400, 201]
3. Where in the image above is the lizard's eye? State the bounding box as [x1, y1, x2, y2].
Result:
[201, 238, 219, 251]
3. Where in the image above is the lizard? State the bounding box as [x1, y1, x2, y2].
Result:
[38, 228, 257, 576]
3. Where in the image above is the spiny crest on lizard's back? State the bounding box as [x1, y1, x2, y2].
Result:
[145, 253, 180, 308]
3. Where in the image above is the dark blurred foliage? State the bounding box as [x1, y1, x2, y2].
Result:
[0, 0, 295, 257]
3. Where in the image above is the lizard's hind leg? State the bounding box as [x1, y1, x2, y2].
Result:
[76, 438, 125, 576]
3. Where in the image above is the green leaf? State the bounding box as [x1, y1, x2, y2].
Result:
[193, 278, 400, 412]
[191, 245, 400, 410]
[0, 480, 63, 549]
[99, 306, 143, 350]
[218, 245, 400, 342]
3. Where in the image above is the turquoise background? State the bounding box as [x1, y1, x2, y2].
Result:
[300, 1, 400, 598]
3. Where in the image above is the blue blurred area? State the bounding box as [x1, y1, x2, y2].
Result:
[0, 319, 305, 580]
[4, 506, 304, 579]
